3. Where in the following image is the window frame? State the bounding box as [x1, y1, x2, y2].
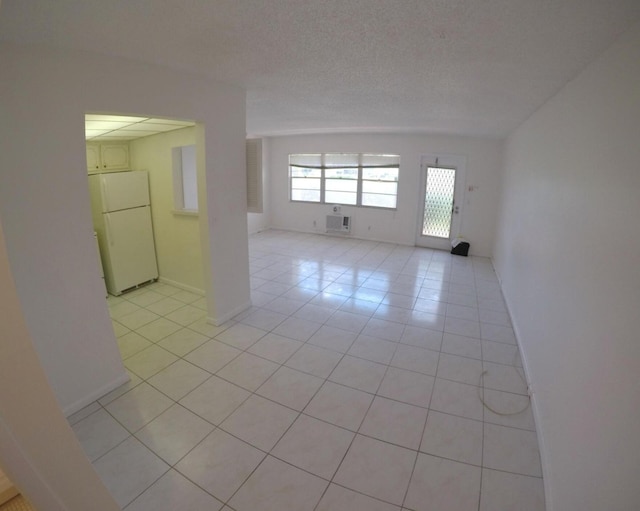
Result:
[172, 144, 199, 215]
[289, 153, 399, 210]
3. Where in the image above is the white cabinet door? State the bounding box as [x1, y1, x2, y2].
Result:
[86, 142, 130, 172]
[101, 144, 130, 170]
[86, 144, 101, 172]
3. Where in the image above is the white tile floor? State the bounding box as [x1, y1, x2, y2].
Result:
[69, 229, 545, 511]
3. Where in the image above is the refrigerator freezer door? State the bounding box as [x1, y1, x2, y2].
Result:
[100, 171, 150, 212]
[102, 206, 158, 295]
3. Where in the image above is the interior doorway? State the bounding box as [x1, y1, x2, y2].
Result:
[416, 154, 466, 251]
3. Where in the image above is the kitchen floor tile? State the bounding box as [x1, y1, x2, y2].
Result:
[359, 396, 428, 450]
[377, 367, 434, 408]
[187, 317, 232, 338]
[362, 317, 405, 342]
[273, 316, 322, 341]
[179, 375, 250, 425]
[480, 469, 545, 511]
[72, 408, 130, 461]
[125, 469, 223, 511]
[215, 322, 267, 350]
[171, 290, 201, 304]
[215, 352, 279, 391]
[400, 325, 443, 351]
[239, 308, 288, 331]
[220, 394, 298, 451]
[105, 382, 174, 432]
[256, 366, 324, 411]
[483, 423, 542, 477]
[147, 359, 211, 401]
[93, 436, 168, 508]
[183, 339, 242, 373]
[482, 340, 522, 366]
[156, 328, 209, 357]
[284, 343, 343, 378]
[135, 404, 214, 465]
[480, 323, 517, 344]
[429, 378, 484, 421]
[404, 453, 481, 511]
[444, 316, 481, 338]
[390, 345, 439, 376]
[145, 297, 185, 316]
[304, 381, 374, 431]
[334, 435, 416, 506]
[123, 345, 179, 380]
[229, 456, 327, 511]
[119, 309, 161, 330]
[329, 355, 387, 393]
[271, 414, 354, 479]
[165, 305, 206, 326]
[441, 333, 482, 359]
[117, 332, 153, 360]
[420, 411, 483, 465]
[135, 318, 183, 343]
[347, 334, 397, 364]
[316, 484, 401, 511]
[436, 353, 484, 386]
[247, 333, 303, 363]
[308, 325, 358, 353]
[175, 428, 265, 502]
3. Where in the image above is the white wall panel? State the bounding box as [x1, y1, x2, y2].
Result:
[493, 22, 640, 511]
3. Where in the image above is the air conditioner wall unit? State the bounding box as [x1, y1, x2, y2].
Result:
[326, 214, 351, 233]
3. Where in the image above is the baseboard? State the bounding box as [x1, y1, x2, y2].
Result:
[157, 277, 205, 296]
[62, 371, 130, 417]
[207, 301, 252, 326]
[491, 259, 553, 511]
[267, 226, 416, 247]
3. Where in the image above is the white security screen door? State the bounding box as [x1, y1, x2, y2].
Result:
[416, 155, 466, 250]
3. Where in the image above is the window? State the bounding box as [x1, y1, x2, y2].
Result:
[289, 153, 399, 209]
[172, 145, 198, 213]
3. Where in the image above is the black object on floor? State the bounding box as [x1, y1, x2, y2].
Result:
[451, 241, 470, 256]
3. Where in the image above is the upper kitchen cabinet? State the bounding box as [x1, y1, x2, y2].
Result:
[86, 142, 130, 172]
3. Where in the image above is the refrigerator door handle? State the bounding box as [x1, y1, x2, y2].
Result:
[105, 214, 114, 246]
[101, 175, 110, 212]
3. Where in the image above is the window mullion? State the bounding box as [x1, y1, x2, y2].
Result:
[320, 153, 326, 204]
[357, 154, 363, 206]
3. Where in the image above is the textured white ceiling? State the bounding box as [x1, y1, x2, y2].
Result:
[1, 1, 639, 138]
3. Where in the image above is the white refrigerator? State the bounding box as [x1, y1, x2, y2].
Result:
[88, 171, 158, 295]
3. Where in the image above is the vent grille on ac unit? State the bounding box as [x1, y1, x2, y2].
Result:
[326, 215, 351, 233]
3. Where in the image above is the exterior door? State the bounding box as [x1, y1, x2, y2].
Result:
[416, 154, 466, 250]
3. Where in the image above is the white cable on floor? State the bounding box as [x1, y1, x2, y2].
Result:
[477, 346, 531, 416]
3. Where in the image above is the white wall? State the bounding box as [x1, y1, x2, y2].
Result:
[0, 220, 119, 511]
[0, 43, 248, 413]
[247, 138, 271, 234]
[267, 133, 503, 256]
[493, 22, 640, 511]
[130, 127, 205, 293]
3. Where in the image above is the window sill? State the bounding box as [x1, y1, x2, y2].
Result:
[172, 209, 199, 217]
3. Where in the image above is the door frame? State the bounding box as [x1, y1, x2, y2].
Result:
[415, 153, 467, 250]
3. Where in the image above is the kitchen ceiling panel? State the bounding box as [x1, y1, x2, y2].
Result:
[83, 114, 195, 141]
